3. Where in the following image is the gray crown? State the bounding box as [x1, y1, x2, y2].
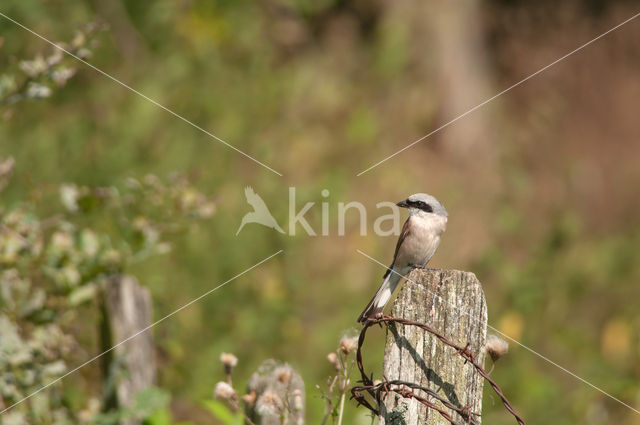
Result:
[406, 193, 448, 217]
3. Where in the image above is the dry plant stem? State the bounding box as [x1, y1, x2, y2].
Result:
[336, 353, 346, 425]
[230, 399, 257, 425]
[320, 375, 339, 425]
[336, 350, 352, 425]
[337, 391, 346, 425]
[350, 315, 526, 425]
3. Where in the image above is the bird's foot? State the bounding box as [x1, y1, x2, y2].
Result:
[362, 313, 385, 327]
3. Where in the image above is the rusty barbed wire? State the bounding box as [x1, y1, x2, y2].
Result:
[350, 314, 526, 425]
[352, 378, 481, 425]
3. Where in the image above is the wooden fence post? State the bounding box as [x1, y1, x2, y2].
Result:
[101, 275, 157, 425]
[380, 268, 487, 424]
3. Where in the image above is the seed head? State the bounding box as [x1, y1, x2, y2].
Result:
[274, 365, 292, 384]
[339, 335, 358, 355]
[327, 352, 340, 371]
[242, 390, 257, 406]
[485, 334, 509, 362]
[220, 352, 238, 368]
[256, 390, 283, 416]
[213, 381, 237, 401]
[291, 389, 304, 411]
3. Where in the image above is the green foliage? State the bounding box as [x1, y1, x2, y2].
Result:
[2, 1, 640, 424]
[93, 387, 171, 425]
[0, 157, 213, 424]
[202, 400, 242, 425]
[0, 23, 103, 106]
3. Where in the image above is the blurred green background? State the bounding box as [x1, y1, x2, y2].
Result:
[2, 0, 640, 424]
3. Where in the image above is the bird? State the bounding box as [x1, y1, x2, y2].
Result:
[236, 187, 285, 235]
[357, 193, 448, 323]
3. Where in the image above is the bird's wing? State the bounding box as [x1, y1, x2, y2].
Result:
[384, 216, 411, 278]
[244, 186, 268, 210]
[244, 186, 255, 200]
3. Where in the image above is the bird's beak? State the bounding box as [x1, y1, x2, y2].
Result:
[396, 200, 409, 208]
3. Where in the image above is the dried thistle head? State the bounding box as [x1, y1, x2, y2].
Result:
[220, 352, 238, 375]
[339, 335, 358, 355]
[327, 352, 340, 371]
[274, 365, 292, 384]
[242, 390, 257, 407]
[220, 352, 238, 368]
[291, 389, 304, 412]
[485, 334, 509, 362]
[255, 390, 283, 416]
[214, 381, 237, 401]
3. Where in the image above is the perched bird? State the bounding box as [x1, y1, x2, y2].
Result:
[236, 187, 285, 235]
[357, 193, 448, 323]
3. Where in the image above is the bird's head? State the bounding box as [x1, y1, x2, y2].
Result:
[397, 193, 448, 218]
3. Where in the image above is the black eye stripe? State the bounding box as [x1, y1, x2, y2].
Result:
[407, 200, 433, 213]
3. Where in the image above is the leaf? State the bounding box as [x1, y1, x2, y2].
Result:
[142, 408, 172, 425]
[124, 387, 171, 419]
[20, 287, 46, 317]
[80, 229, 100, 258]
[0, 74, 17, 98]
[93, 410, 122, 425]
[202, 400, 241, 424]
[67, 282, 97, 306]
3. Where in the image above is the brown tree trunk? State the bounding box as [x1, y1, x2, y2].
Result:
[380, 269, 487, 424]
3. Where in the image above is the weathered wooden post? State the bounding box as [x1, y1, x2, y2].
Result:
[380, 268, 487, 424]
[101, 275, 157, 425]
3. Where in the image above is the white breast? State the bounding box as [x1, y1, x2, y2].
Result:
[395, 214, 447, 271]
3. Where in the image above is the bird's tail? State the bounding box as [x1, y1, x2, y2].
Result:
[357, 271, 403, 323]
[235, 217, 248, 235]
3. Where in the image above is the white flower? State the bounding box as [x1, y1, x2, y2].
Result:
[60, 184, 79, 212]
[25, 83, 51, 99]
[51, 67, 76, 87]
[19, 55, 47, 77]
